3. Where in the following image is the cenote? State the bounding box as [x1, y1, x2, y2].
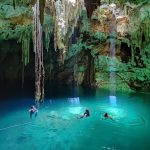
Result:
[1, 0, 150, 150]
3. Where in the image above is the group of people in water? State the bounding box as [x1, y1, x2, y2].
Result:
[29, 106, 112, 120]
[77, 109, 113, 120]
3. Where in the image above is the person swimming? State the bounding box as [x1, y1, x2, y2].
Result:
[78, 109, 90, 119]
[104, 113, 113, 120]
[29, 105, 38, 119]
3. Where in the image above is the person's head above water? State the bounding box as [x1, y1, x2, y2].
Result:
[30, 105, 37, 111]
[103, 113, 113, 120]
[86, 109, 89, 112]
[85, 109, 90, 116]
[77, 109, 90, 119]
[104, 113, 108, 118]
[29, 105, 38, 118]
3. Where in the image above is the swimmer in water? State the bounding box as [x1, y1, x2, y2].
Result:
[103, 113, 113, 120]
[77, 109, 90, 119]
[29, 105, 38, 119]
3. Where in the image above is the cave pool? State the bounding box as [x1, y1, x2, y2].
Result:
[0, 89, 150, 150]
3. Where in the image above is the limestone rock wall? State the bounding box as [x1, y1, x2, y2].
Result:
[0, 0, 150, 93]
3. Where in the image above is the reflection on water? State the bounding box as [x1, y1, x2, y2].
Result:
[68, 97, 80, 106]
[109, 95, 117, 106]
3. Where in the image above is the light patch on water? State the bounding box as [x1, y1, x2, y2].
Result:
[68, 97, 80, 106]
[109, 95, 117, 106]
[49, 110, 58, 116]
[46, 106, 83, 120]
[102, 146, 117, 150]
[68, 106, 83, 115]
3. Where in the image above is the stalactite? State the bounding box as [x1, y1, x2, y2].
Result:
[123, 2, 150, 64]
[52, 0, 84, 63]
[131, 44, 135, 65]
[44, 25, 51, 51]
[13, 0, 16, 9]
[33, 0, 44, 102]
[18, 26, 31, 88]
[43, 15, 54, 51]
[21, 29, 31, 66]
[39, 0, 46, 25]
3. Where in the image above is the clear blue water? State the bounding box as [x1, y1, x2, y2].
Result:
[0, 88, 150, 150]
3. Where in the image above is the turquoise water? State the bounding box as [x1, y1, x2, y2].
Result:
[0, 89, 150, 150]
